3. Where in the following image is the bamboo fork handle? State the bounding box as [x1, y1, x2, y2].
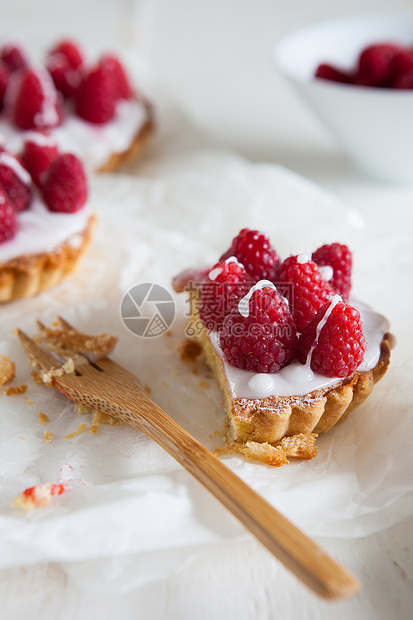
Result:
[104, 379, 360, 600]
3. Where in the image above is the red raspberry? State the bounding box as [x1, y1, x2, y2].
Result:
[356, 43, 402, 87]
[219, 229, 281, 282]
[49, 39, 84, 69]
[47, 53, 83, 99]
[0, 42, 28, 73]
[275, 255, 334, 332]
[199, 260, 251, 332]
[0, 61, 9, 111]
[315, 63, 352, 84]
[390, 49, 413, 89]
[312, 242, 352, 300]
[219, 285, 298, 373]
[0, 187, 18, 242]
[100, 54, 133, 100]
[20, 134, 60, 186]
[298, 298, 366, 378]
[0, 151, 32, 211]
[10, 67, 62, 130]
[41, 153, 87, 213]
[75, 63, 116, 124]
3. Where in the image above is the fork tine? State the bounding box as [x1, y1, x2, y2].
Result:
[57, 316, 75, 331]
[35, 319, 47, 333]
[16, 329, 60, 372]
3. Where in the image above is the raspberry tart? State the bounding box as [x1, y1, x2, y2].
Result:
[0, 143, 94, 302]
[0, 38, 154, 173]
[173, 229, 393, 466]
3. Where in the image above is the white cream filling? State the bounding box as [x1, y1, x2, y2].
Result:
[210, 301, 389, 398]
[0, 191, 91, 263]
[0, 98, 148, 172]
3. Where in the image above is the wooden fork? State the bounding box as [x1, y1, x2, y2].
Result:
[17, 318, 360, 600]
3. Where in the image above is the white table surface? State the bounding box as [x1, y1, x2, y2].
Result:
[1, 1, 413, 618]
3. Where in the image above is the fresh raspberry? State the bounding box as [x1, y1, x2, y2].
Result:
[20, 134, 60, 186]
[0, 151, 32, 211]
[0, 61, 9, 111]
[41, 153, 87, 213]
[99, 54, 133, 100]
[0, 188, 18, 242]
[312, 243, 352, 300]
[390, 49, 413, 89]
[298, 297, 366, 378]
[75, 63, 116, 124]
[47, 53, 83, 99]
[199, 259, 251, 332]
[355, 43, 402, 87]
[10, 67, 62, 130]
[219, 285, 298, 373]
[0, 42, 28, 73]
[219, 229, 281, 282]
[315, 63, 352, 84]
[49, 39, 84, 69]
[275, 255, 334, 332]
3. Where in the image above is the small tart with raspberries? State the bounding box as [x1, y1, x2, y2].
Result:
[173, 229, 394, 466]
[0, 38, 154, 173]
[0, 141, 94, 302]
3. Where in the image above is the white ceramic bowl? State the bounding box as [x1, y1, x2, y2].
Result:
[274, 13, 413, 183]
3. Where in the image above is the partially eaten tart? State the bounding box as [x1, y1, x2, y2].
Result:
[173, 229, 393, 466]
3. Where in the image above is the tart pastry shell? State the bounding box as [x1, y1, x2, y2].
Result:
[197, 327, 393, 445]
[96, 102, 155, 173]
[0, 214, 96, 303]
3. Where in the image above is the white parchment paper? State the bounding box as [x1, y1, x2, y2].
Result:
[1, 151, 412, 589]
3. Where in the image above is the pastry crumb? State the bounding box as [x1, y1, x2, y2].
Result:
[24, 397, 34, 405]
[228, 441, 289, 467]
[43, 430, 53, 442]
[178, 339, 202, 363]
[161, 381, 169, 389]
[144, 384, 152, 395]
[199, 380, 209, 389]
[220, 433, 318, 467]
[31, 369, 43, 385]
[74, 402, 90, 415]
[65, 422, 87, 439]
[38, 412, 50, 425]
[89, 424, 99, 434]
[4, 384, 27, 396]
[278, 433, 318, 460]
[21, 436, 26, 441]
[92, 410, 120, 426]
[0, 355, 15, 387]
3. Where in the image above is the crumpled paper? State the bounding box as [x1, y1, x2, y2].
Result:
[1, 151, 412, 590]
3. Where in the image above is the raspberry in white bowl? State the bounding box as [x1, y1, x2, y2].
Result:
[0, 38, 154, 173]
[173, 228, 394, 466]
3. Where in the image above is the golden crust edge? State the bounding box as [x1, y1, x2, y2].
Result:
[0, 214, 96, 303]
[96, 101, 155, 173]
